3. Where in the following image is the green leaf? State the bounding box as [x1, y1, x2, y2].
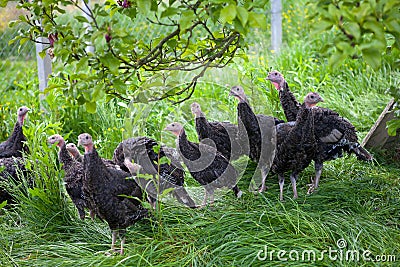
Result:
[361, 46, 381, 69]
[329, 50, 346, 69]
[161, 7, 180, 18]
[387, 118, 400, 136]
[8, 35, 21, 45]
[113, 79, 126, 94]
[92, 84, 105, 101]
[336, 41, 353, 55]
[313, 19, 333, 34]
[363, 20, 385, 40]
[74, 15, 89, 23]
[0, 0, 8, 8]
[248, 12, 267, 29]
[328, 4, 341, 23]
[343, 22, 361, 41]
[220, 4, 237, 24]
[236, 6, 249, 27]
[99, 54, 120, 75]
[39, 50, 47, 59]
[85, 101, 97, 113]
[137, 0, 151, 14]
[0, 200, 7, 209]
[179, 10, 196, 33]
[77, 95, 86, 105]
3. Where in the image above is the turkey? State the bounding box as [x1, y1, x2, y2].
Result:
[229, 85, 278, 192]
[164, 122, 242, 207]
[78, 133, 148, 254]
[48, 135, 91, 220]
[191, 102, 241, 160]
[113, 136, 196, 208]
[66, 143, 83, 163]
[272, 92, 322, 201]
[266, 70, 372, 193]
[0, 106, 30, 158]
[0, 157, 27, 204]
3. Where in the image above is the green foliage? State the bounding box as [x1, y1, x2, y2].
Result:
[7, 0, 269, 112]
[308, 0, 400, 70]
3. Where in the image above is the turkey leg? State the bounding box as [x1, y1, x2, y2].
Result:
[278, 173, 285, 201]
[290, 173, 298, 199]
[258, 166, 269, 193]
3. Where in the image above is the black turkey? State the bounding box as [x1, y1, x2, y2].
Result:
[78, 133, 148, 254]
[164, 122, 242, 207]
[272, 92, 322, 201]
[0, 106, 30, 158]
[191, 102, 241, 160]
[267, 70, 372, 193]
[48, 135, 92, 220]
[0, 157, 27, 204]
[229, 85, 278, 192]
[66, 143, 83, 163]
[113, 136, 196, 208]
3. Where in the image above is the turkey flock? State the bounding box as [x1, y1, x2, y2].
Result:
[0, 70, 373, 254]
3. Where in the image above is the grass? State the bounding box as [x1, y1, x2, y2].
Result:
[1, 0, 400, 266]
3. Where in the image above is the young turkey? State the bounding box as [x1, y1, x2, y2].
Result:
[191, 102, 241, 160]
[164, 122, 242, 207]
[66, 143, 83, 163]
[229, 85, 278, 192]
[272, 92, 322, 201]
[113, 136, 196, 208]
[48, 135, 91, 220]
[0, 157, 27, 204]
[0, 106, 30, 158]
[78, 133, 148, 254]
[266, 70, 372, 193]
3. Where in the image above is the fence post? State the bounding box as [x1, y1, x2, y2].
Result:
[270, 0, 282, 53]
[35, 37, 52, 102]
[82, 0, 94, 54]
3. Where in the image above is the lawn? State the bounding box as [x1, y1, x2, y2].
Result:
[0, 0, 399, 266]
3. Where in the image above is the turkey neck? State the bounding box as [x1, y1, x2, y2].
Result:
[84, 148, 111, 182]
[17, 114, 26, 126]
[194, 110, 205, 118]
[237, 101, 259, 134]
[7, 122, 24, 144]
[58, 142, 75, 168]
[278, 81, 301, 122]
[178, 130, 198, 158]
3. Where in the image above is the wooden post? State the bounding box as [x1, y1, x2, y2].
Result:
[362, 99, 400, 149]
[270, 0, 282, 53]
[35, 36, 52, 102]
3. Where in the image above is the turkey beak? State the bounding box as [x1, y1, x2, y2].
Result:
[228, 89, 236, 97]
[319, 96, 324, 102]
[77, 139, 82, 147]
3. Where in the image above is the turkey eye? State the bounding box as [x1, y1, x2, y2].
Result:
[274, 73, 277, 76]
[85, 136, 88, 139]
